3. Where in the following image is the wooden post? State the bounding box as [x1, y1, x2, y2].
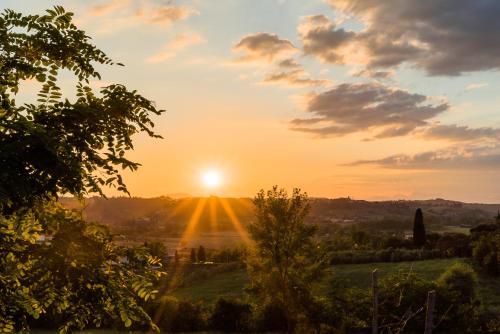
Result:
[372, 269, 378, 334]
[424, 290, 436, 334]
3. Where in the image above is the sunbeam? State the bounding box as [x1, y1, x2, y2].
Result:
[219, 198, 252, 245]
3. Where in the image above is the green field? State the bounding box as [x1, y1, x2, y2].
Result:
[172, 258, 500, 310]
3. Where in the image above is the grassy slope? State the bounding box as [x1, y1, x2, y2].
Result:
[172, 259, 500, 311]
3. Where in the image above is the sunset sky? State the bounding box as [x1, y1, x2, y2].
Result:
[6, 0, 500, 202]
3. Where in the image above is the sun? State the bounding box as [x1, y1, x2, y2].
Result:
[201, 169, 222, 188]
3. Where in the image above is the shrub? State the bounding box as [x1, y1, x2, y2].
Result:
[147, 296, 179, 331]
[148, 297, 207, 332]
[437, 262, 477, 304]
[472, 236, 491, 264]
[170, 300, 207, 332]
[210, 298, 252, 332]
[378, 272, 435, 332]
[255, 301, 288, 332]
[436, 263, 479, 332]
[484, 252, 499, 277]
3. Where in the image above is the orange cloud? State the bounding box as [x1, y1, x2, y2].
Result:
[233, 32, 297, 63]
[90, 0, 130, 16]
[146, 33, 205, 63]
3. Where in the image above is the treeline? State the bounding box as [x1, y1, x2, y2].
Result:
[325, 228, 472, 265]
[471, 224, 500, 276]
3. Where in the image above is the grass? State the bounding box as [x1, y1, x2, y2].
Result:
[327, 258, 464, 289]
[171, 258, 500, 311]
[172, 269, 249, 302]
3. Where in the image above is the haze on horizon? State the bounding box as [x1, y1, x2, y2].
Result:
[6, 0, 500, 203]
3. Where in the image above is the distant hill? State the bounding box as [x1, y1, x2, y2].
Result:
[60, 196, 500, 237]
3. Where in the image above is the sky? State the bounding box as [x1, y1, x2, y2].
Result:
[5, 0, 500, 202]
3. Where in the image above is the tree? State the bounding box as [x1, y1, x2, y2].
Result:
[190, 248, 197, 263]
[174, 250, 180, 266]
[413, 208, 426, 247]
[0, 6, 164, 333]
[198, 245, 207, 263]
[145, 240, 168, 264]
[0, 6, 164, 214]
[210, 298, 252, 332]
[248, 186, 328, 333]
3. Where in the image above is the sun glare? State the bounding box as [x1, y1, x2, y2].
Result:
[201, 169, 221, 188]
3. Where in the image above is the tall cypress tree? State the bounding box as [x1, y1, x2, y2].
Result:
[198, 245, 207, 263]
[190, 248, 197, 263]
[413, 208, 426, 247]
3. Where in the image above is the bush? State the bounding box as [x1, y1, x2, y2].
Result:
[255, 301, 289, 332]
[329, 248, 444, 265]
[209, 298, 252, 332]
[147, 296, 179, 331]
[378, 272, 436, 332]
[437, 262, 477, 303]
[170, 300, 207, 332]
[472, 236, 491, 264]
[436, 263, 479, 332]
[148, 297, 207, 332]
[484, 252, 499, 277]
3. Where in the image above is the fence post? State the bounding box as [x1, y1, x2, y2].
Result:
[372, 269, 378, 334]
[424, 290, 436, 334]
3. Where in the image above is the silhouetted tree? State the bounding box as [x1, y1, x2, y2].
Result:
[413, 208, 426, 247]
[484, 252, 499, 277]
[248, 186, 328, 333]
[198, 245, 206, 263]
[144, 240, 167, 263]
[174, 250, 180, 266]
[190, 248, 197, 263]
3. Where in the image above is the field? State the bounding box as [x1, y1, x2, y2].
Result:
[172, 258, 500, 311]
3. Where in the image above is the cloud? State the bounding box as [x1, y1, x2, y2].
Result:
[299, 15, 356, 64]
[420, 124, 500, 142]
[347, 145, 500, 170]
[352, 69, 394, 79]
[465, 83, 488, 91]
[88, 0, 196, 33]
[303, 0, 500, 76]
[137, 4, 195, 25]
[90, 0, 130, 16]
[262, 69, 331, 87]
[146, 33, 205, 63]
[290, 82, 448, 138]
[278, 58, 301, 68]
[233, 32, 297, 63]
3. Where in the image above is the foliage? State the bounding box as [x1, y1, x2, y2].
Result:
[413, 208, 426, 247]
[472, 232, 500, 277]
[1, 205, 163, 333]
[190, 248, 197, 263]
[197, 245, 206, 263]
[144, 240, 168, 265]
[147, 296, 207, 332]
[209, 298, 252, 332]
[436, 263, 479, 332]
[329, 248, 444, 265]
[0, 209, 43, 332]
[0, 6, 165, 333]
[209, 246, 247, 264]
[0, 6, 164, 213]
[248, 186, 328, 333]
[254, 301, 289, 332]
[437, 262, 477, 304]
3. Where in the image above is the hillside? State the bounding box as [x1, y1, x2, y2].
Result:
[60, 196, 499, 236]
